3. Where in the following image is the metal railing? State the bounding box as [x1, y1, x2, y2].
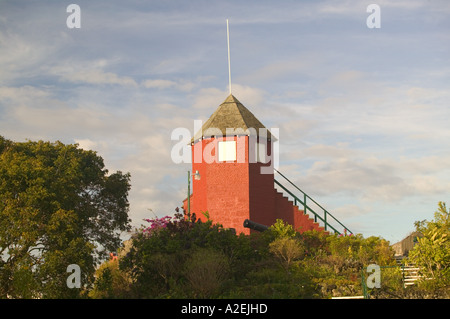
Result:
[274, 169, 352, 235]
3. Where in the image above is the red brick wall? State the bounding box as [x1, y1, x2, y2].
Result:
[248, 140, 276, 230]
[190, 136, 251, 234]
[186, 136, 325, 235]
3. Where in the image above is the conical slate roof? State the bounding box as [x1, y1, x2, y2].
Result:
[192, 94, 272, 142]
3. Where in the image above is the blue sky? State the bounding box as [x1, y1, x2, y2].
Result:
[1, 0, 449, 243]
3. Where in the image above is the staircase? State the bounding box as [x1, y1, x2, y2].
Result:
[273, 189, 327, 234]
[395, 256, 423, 287]
[274, 169, 352, 236]
[402, 265, 422, 287]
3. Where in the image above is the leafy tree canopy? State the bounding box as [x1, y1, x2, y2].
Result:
[409, 202, 450, 284]
[0, 136, 131, 298]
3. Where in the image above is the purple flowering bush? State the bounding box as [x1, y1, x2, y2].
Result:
[142, 215, 173, 236]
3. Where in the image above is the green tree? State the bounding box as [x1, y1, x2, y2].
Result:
[184, 247, 230, 298]
[269, 219, 296, 238]
[306, 232, 395, 298]
[268, 220, 305, 272]
[118, 213, 263, 298]
[0, 136, 131, 298]
[409, 202, 450, 284]
[89, 258, 133, 299]
[269, 237, 305, 272]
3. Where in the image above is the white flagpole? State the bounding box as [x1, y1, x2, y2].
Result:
[227, 19, 232, 95]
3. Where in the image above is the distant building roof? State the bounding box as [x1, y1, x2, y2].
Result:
[391, 231, 423, 256]
[192, 94, 273, 143]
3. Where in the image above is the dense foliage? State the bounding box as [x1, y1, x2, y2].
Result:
[92, 203, 450, 299]
[405, 202, 450, 297]
[91, 213, 396, 299]
[0, 136, 131, 298]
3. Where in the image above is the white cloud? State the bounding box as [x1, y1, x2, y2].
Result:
[192, 87, 228, 110]
[74, 138, 111, 154]
[57, 69, 138, 87]
[0, 26, 63, 85]
[141, 79, 196, 92]
[290, 151, 450, 202]
[142, 79, 177, 89]
[332, 204, 370, 219]
[237, 56, 320, 86]
[302, 143, 358, 159]
[0, 85, 50, 101]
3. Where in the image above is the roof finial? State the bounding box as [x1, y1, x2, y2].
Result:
[227, 19, 232, 95]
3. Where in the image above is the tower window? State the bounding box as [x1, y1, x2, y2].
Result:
[218, 140, 236, 162]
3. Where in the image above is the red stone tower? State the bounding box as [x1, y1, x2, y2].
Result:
[184, 94, 325, 235]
